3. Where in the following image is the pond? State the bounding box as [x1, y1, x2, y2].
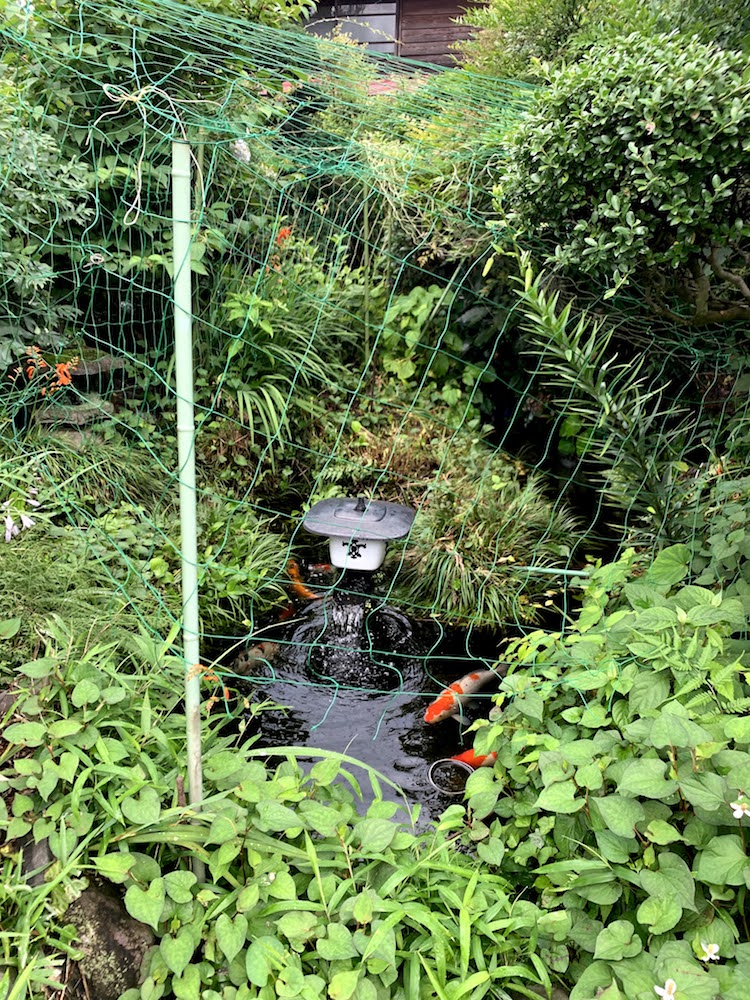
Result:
[226, 570, 502, 822]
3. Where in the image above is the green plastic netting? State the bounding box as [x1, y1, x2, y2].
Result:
[1, 0, 748, 710]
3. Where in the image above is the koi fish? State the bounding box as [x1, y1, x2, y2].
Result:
[423, 669, 498, 724]
[287, 559, 325, 602]
[450, 748, 497, 769]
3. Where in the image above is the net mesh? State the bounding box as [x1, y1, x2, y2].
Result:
[1, 0, 748, 731]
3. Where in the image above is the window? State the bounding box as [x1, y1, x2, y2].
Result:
[307, 1, 398, 54]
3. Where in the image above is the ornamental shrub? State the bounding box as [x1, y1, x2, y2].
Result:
[496, 33, 750, 326]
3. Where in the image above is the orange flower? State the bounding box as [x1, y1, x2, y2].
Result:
[55, 362, 73, 386]
[275, 226, 292, 247]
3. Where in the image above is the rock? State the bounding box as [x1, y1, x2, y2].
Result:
[64, 885, 154, 1000]
[35, 396, 114, 428]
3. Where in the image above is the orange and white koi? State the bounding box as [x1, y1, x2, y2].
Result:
[450, 748, 497, 769]
[287, 559, 324, 602]
[423, 669, 497, 724]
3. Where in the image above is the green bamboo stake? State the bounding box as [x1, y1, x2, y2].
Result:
[172, 140, 204, 879]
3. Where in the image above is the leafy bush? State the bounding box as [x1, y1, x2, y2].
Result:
[462, 545, 750, 998]
[0, 87, 91, 365]
[496, 33, 750, 326]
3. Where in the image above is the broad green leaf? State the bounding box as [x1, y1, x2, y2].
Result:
[124, 878, 166, 931]
[310, 757, 341, 785]
[317, 924, 359, 961]
[631, 607, 678, 632]
[628, 671, 670, 715]
[255, 800, 303, 833]
[592, 795, 645, 838]
[47, 720, 83, 739]
[650, 713, 714, 750]
[644, 544, 691, 588]
[267, 871, 297, 900]
[122, 787, 162, 826]
[297, 799, 343, 836]
[636, 895, 682, 934]
[245, 936, 285, 988]
[645, 820, 683, 844]
[640, 853, 696, 913]
[569, 962, 614, 1000]
[328, 970, 359, 1000]
[163, 870, 197, 904]
[216, 913, 248, 962]
[678, 772, 728, 813]
[617, 758, 678, 799]
[593, 920, 642, 961]
[0, 617, 21, 639]
[71, 678, 101, 707]
[277, 911, 319, 945]
[3, 721, 46, 746]
[353, 818, 396, 853]
[695, 836, 750, 887]
[236, 883, 260, 913]
[160, 929, 195, 976]
[534, 780, 583, 814]
[172, 964, 200, 1000]
[94, 853, 135, 883]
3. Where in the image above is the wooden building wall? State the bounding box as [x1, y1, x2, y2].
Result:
[397, 0, 475, 66]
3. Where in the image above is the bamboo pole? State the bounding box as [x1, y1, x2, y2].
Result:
[171, 140, 204, 878]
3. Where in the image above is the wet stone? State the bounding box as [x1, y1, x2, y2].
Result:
[64, 885, 154, 1000]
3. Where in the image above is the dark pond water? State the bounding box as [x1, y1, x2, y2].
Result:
[226, 573, 501, 823]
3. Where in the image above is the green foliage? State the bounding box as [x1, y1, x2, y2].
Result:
[496, 33, 750, 326]
[515, 260, 697, 535]
[455, 0, 608, 79]
[461, 545, 750, 998]
[670, 472, 750, 617]
[0, 625, 554, 1000]
[0, 87, 91, 365]
[147, 500, 290, 632]
[456, 0, 750, 81]
[312, 404, 580, 627]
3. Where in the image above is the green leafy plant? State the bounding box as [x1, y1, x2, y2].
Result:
[146, 500, 290, 633]
[496, 32, 750, 326]
[1, 621, 559, 1000]
[515, 259, 699, 537]
[460, 544, 750, 999]
[0, 87, 91, 365]
[310, 403, 581, 627]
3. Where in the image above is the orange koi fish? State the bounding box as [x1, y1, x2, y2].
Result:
[287, 559, 324, 602]
[450, 748, 497, 769]
[423, 669, 497, 724]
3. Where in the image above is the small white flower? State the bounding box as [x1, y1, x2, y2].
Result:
[4, 515, 18, 543]
[730, 795, 750, 819]
[19, 513, 35, 530]
[654, 981, 677, 999]
[699, 941, 720, 962]
[26, 497, 40, 507]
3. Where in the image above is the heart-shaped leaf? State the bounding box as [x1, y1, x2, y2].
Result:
[122, 787, 162, 826]
[215, 912, 248, 962]
[172, 964, 200, 1000]
[163, 870, 197, 904]
[160, 929, 195, 976]
[124, 878, 166, 931]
